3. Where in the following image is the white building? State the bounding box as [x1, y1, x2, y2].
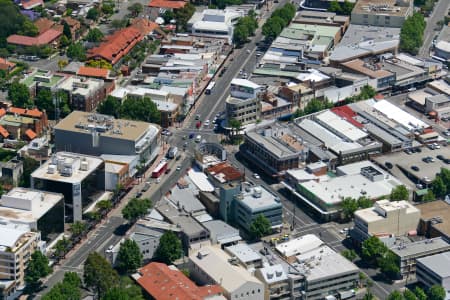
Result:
[189, 245, 264, 300]
[353, 199, 420, 241]
[226, 79, 265, 126]
[275, 234, 324, 261]
[187, 9, 244, 43]
[416, 252, 450, 300]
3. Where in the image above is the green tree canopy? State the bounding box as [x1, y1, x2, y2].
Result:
[428, 285, 446, 300]
[97, 96, 121, 117]
[84, 252, 119, 298]
[120, 97, 161, 124]
[25, 250, 52, 292]
[8, 81, 32, 108]
[362, 291, 375, 300]
[249, 214, 272, 239]
[127, 3, 143, 17]
[341, 249, 358, 262]
[390, 185, 409, 201]
[122, 198, 152, 223]
[101, 277, 144, 300]
[340, 197, 359, 221]
[70, 221, 87, 238]
[233, 25, 249, 47]
[86, 28, 104, 43]
[328, 0, 342, 13]
[154, 231, 183, 265]
[0, 0, 40, 46]
[400, 12, 426, 55]
[174, 3, 195, 32]
[414, 286, 427, 300]
[42, 272, 81, 300]
[63, 21, 72, 40]
[378, 250, 399, 279]
[67, 43, 86, 61]
[117, 239, 143, 274]
[387, 291, 404, 300]
[403, 289, 417, 300]
[361, 236, 387, 265]
[87, 7, 100, 20]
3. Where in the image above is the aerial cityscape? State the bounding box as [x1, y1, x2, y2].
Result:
[0, 0, 449, 299]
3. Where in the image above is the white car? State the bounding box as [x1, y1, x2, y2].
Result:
[156, 178, 161, 183]
[204, 120, 210, 127]
[253, 173, 260, 179]
[176, 165, 181, 171]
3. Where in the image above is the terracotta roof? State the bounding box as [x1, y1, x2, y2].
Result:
[131, 18, 160, 36]
[63, 17, 80, 28]
[331, 105, 363, 128]
[0, 58, 16, 71]
[88, 27, 143, 65]
[7, 29, 62, 46]
[77, 66, 109, 78]
[25, 129, 37, 140]
[206, 162, 243, 182]
[0, 108, 6, 118]
[34, 18, 55, 34]
[0, 125, 9, 138]
[137, 262, 223, 300]
[21, 0, 43, 9]
[9, 107, 43, 118]
[148, 0, 187, 9]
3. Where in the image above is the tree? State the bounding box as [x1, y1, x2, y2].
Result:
[361, 236, 387, 265]
[414, 286, 427, 300]
[20, 19, 39, 37]
[127, 3, 143, 17]
[341, 249, 357, 262]
[390, 185, 409, 201]
[387, 291, 404, 300]
[422, 190, 435, 202]
[362, 291, 375, 300]
[96, 199, 112, 213]
[84, 252, 119, 298]
[341, 0, 355, 15]
[357, 196, 373, 209]
[87, 7, 100, 20]
[122, 198, 152, 223]
[162, 10, 175, 24]
[262, 17, 282, 40]
[340, 197, 359, 220]
[35, 88, 53, 113]
[60, 35, 71, 48]
[0, 0, 40, 46]
[174, 3, 195, 32]
[8, 81, 32, 107]
[97, 95, 121, 117]
[431, 176, 447, 198]
[400, 12, 426, 54]
[67, 43, 86, 61]
[53, 237, 70, 259]
[117, 239, 143, 274]
[25, 250, 52, 292]
[120, 97, 160, 124]
[86, 28, 104, 43]
[378, 250, 399, 279]
[428, 285, 446, 300]
[233, 25, 249, 46]
[101, 2, 115, 15]
[102, 277, 144, 300]
[111, 18, 129, 29]
[249, 214, 272, 239]
[42, 272, 81, 300]
[63, 21, 72, 41]
[58, 59, 69, 71]
[20, 156, 39, 187]
[328, 0, 342, 13]
[154, 231, 183, 264]
[70, 221, 87, 239]
[403, 289, 417, 300]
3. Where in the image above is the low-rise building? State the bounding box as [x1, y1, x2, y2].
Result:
[135, 262, 224, 300]
[20, 69, 66, 97]
[31, 152, 105, 222]
[353, 199, 420, 242]
[58, 77, 106, 112]
[224, 243, 263, 269]
[189, 245, 264, 300]
[202, 220, 241, 248]
[254, 264, 295, 300]
[417, 200, 450, 242]
[54, 111, 160, 163]
[391, 237, 450, 279]
[7, 29, 61, 48]
[0, 188, 64, 241]
[0, 223, 42, 300]
[341, 59, 396, 90]
[350, 0, 413, 28]
[416, 252, 450, 300]
[226, 79, 264, 126]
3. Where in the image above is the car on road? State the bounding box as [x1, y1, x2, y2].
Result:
[136, 192, 143, 198]
[195, 114, 200, 120]
[189, 133, 195, 139]
[176, 165, 181, 171]
[195, 135, 202, 143]
[411, 165, 420, 171]
[385, 162, 393, 169]
[404, 149, 413, 155]
[246, 49, 251, 54]
[165, 168, 171, 174]
[204, 120, 210, 127]
[253, 173, 260, 179]
[443, 131, 450, 136]
[156, 178, 161, 183]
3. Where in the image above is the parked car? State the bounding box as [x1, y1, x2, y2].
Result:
[411, 165, 420, 171]
[385, 162, 393, 169]
[253, 173, 260, 179]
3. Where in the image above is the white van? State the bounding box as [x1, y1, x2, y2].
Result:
[195, 135, 202, 143]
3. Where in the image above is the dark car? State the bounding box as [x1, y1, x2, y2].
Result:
[444, 158, 450, 164]
[411, 165, 420, 171]
[136, 192, 143, 198]
[189, 133, 195, 139]
[385, 162, 393, 169]
[437, 155, 445, 160]
[165, 168, 171, 174]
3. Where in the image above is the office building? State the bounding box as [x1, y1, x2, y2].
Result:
[391, 237, 450, 279]
[224, 243, 263, 269]
[54, 111, 160, 163]
[0, 224, 41, 300]
[31, 152, 104, 222]
[416, 252, 450, 300]
[135, 262, 224, 300]
[417, 200, 450, 242]
[202, 220, 241, 248]
[0, 188, 64, 241]
[350, 0, 413, 28]
[254, 264, 297, 300]
[58, 77, 106, 112]
[189, 245, 264, 300]
[353, 199, 420, 242]
[226, 79, 264, 126]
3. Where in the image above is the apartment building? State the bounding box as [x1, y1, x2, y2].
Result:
[58, 77, 106, 112]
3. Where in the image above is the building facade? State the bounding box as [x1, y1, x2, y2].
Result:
[416, 252, 450, 300]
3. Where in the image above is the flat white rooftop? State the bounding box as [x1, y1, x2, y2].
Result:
[316, 110, 368, 142]
[355, 199, 419, 223]
[238, 185, 281, 212]
[225, 243, 262, 264]
[276, 234, 323, 258]
[231, 78, 261, 90]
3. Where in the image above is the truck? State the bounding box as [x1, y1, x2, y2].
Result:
[167, 146, 178, 159]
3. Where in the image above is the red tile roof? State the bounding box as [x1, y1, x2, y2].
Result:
[0, 58, 16, 71]
[21, 0, 43, 9]
[331, 106, 363, 128]
[0, 108, 6, 118]
[206, 162, 243, 182]
[148, 0, 187, 9]
[9, 107, 43, 118]
[7, 29, 62, 47]
[131, 19, 160, 36]
[0, 125, 9, 139]
[25, 129, 37, 140]
[34, 18, 55, 34]
[77, 66, 109, 79]
[137, 262, 223, 300]
[88, 27, 143, 65]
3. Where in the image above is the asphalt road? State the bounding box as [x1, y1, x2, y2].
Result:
[418, 0, 450, 57]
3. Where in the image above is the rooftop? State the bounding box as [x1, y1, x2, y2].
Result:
[206, 162, 243, 183]
[58, 77, 104, 96]
[7, 29, 61, 46]
[417, 251, 450, 278]
[225, 243, 262, 264]
[202, 220, 241, 245]
[77, 66, 110, 79]
[167, 175, 205, 214]
[391, 237, 450, 258]
[275, 234, 324, 258]
[54, 111, 159, 142]
[341, 59, 394, 79]
[21, 69, 65, 88]
[237, 185, 281, 213]
[31, 152, 104, 184]
[352, 0, 412, 17]
[315, 110, 368, 142]
[256, 264, 288, 284]
[0, 188, 63, 223]
[230, 78, 261, 90]
[0, 223, 32, 251]
[416, 201, 450, 238]
[355, 199, 419, 223]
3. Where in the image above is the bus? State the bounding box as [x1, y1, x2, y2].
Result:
[152, 161, 168, 178]
[205, 81, 216, 94]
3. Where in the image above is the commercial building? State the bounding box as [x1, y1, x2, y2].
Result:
[54, 111, 160, 164]
[31, 152, 105, 222]
[293, 11, 349, 34]
[226, 79, 264, 126]
[58, 77, 106, 112]
[0, 188, 64, 241]
[391, 237, 450, 279]
[189, 245, 264, 300]
[135, 262, 224, 300]
[187, 9, 243, 43]
[224, 243, 263, 269]
[284, 161, 402, 220]
[416, 252, 450, 300]
[417, 200, 450, 242]
[341, 59, 396, 89]
[0, 223, 42, 300]
[350, 0, 413, 28]
[202, 220, 241, 248]
[242, 123, 305, 176]
[254, 264, 298, 300]
[353, 200, 420, 242]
